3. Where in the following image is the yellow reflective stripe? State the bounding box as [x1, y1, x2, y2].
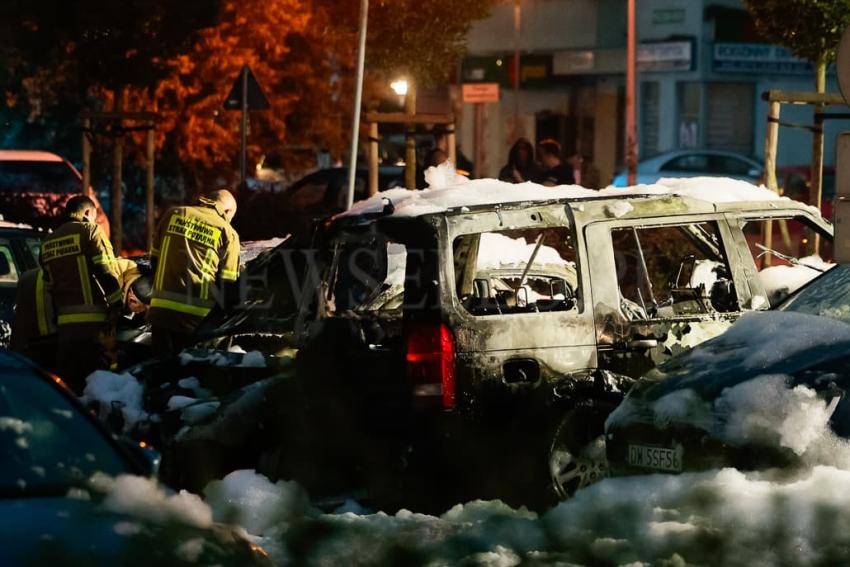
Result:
[77, 256, 93, 305]
[155, 236, 171, 290]
[221, 269, 239, 281]
[35, 270, 49, 336]
[58, 313, 107, 325]
[106, 289, 123, 305]
[92, 254, 118, 265]
[200, 248, 216, 300]
[150, 297, 212, 317]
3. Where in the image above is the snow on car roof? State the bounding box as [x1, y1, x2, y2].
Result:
[0, 150, 66, 162]
[340, 162, 785, 220]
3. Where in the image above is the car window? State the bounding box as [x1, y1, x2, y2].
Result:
[24, 238, 41, 265]
[0, 372, 131, 496]
[0, 161, 81, 194]
[659, 154, 709, 172]
[0, 240, 19, 285]
[708, 155, 756, 176]
[327, 240, 406, 313]
[612, 221, 737, 319]
[780, 264, 850, 323]
[453, 227, 580, 316]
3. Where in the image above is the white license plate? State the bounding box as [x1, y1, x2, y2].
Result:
[627, 444, 683, 472]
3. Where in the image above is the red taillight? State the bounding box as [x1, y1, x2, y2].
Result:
[406, 323, 456, 409]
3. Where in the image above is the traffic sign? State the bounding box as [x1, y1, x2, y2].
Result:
[224, 66, 270, 111]
[462, 83, 500, 104]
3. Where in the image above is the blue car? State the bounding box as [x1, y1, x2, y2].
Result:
[612, 149, 763, 187]
[0, 350, 269, 566]
[605, 263, 850, 476]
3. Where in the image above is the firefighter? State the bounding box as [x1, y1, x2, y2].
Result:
[40, 195, 123, 393]
[10, 267, 56, 370]
[148, 189, 240, 357]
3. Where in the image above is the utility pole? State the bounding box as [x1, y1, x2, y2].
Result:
[512, 0, 521, 136]
[239, 66, 249, 186]
[404, 82, 417, 189]
[626, 0, 637, 186]
[345, 0, 369, 210]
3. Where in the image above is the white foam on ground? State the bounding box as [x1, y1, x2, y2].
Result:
[80, 371, 149, 433]
[759, 256, 834, 304]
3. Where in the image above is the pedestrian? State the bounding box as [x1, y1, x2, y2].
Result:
[567, 152, 603, 189]
[40, 195, 123, 393]
[148, 189, 240, 358]
[499, 138, 543, 183]
[10, 267, 56, 371]
[538, 140, 575, 187]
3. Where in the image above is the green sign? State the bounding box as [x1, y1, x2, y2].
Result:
[652, 8, 686, 25]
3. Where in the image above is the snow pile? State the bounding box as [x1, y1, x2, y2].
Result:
[204, 470, 311, 536]
[477, 233, 571, 270]
[194, 467, 850, 565]
[81, 371, 149, 434]
[179, 349, 267, 368]
[716, 375, 841, 457]
[759, 256, 834, 304]
[342, 164, 789, 219]
[91, 473, 213, 529]
[604, 200, 634, 218]
[424, 160, 469, 189]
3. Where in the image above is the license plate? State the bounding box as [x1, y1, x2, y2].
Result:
[627, 444, 683, 472]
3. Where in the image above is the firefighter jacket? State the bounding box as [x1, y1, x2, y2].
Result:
[39, 221, 123, 326]
[10, 268, 56, 350]
[148, 197, 240, 333]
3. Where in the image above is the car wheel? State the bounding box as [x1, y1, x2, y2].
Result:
[548, 407, 609, 499]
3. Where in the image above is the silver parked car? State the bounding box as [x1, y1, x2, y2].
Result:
[612, 150, 763, 187]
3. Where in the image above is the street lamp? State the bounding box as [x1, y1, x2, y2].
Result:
[390, 79, 409, 97]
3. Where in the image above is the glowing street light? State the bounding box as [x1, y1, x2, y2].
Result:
[390, 79, 409, 97]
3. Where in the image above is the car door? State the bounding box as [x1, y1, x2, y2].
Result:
[442, 204, 598, 409]
[585, 213, 749, 378]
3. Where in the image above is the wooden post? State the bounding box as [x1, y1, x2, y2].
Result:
[446, 126, 457, 170]
[82, 118, 91, 195]
[368, 121, 379, 197]
[812, 58, 827, 256]
[404, 83, 417, 189]
[473, 103, 483, 179]
[762, 100, 781, 267]
[146, 125, 155, 251]
[111, 88, 125, 252]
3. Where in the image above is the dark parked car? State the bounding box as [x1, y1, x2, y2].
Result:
[0, 150, 109, 235]
[234, 166, 403, 242]
[0, 349, 268, 565]
[606, 263, 850, 477]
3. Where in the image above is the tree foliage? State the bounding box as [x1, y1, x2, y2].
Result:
[742, 0, 850, 65]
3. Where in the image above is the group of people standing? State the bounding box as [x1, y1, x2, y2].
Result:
[498, 138, 601, 189]
[11, 190, 241, 394]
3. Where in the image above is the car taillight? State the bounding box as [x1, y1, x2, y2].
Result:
[406, 322, 455, 409]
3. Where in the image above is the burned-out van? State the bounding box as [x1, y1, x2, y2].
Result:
[284, 183, 832, 509]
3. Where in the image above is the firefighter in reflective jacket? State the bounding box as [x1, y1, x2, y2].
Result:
[148, 190, 239, 356]
[40, 196, 123, 393]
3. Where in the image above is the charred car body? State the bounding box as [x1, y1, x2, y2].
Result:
[148, 187, 832, 511]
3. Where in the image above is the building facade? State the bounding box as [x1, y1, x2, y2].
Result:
[460, 0, 848, 184]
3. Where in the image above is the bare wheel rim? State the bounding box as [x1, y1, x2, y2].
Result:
[550, 435, 608, 499]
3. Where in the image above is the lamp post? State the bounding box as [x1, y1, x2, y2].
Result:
[626, 0, 637, 186]
[512, 0, 521, 135]
[345, 0, 369, 211]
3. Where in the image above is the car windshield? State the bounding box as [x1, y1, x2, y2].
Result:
[0, 367, 131, 497]
[778, 264, 850, 323]
[0, 160, 81, 194]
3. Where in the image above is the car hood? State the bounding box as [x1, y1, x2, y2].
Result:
[625, 311, 850, 405]
[0, 496, 261, 565]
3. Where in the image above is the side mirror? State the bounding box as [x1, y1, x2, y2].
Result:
[121, 439, 161, 478]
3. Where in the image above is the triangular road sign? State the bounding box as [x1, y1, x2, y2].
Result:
[224, 66, 271, 110]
